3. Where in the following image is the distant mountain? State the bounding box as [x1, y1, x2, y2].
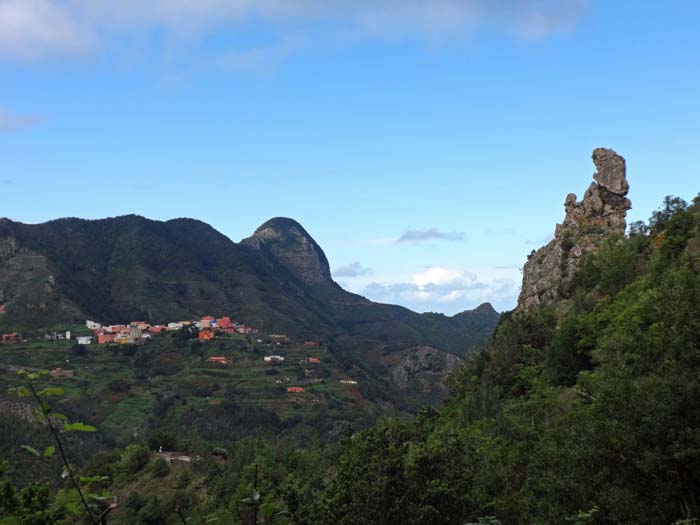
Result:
[0, 214, 499, 391]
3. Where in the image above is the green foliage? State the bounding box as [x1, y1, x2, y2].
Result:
[0, 465, 64, 525]
[121, 445, 151, 475]
[316, 195, 700, 524]
[150, 457, 170, 478]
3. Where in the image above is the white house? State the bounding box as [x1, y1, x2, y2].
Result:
[85, 320, 101, 330]
[76, 336, 93, 345]
[264, 355, 285, 363]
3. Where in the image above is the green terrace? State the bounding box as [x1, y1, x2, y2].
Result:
[0, 331, 384, 446]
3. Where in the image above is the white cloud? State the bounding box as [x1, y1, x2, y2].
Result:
[0, 107, 44, 132]
[0, 0, 585, 61]
[412, 266, 475, 288]
[363, 265, 520, 313]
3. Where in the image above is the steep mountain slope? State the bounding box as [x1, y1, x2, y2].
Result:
[0, 215, 498, 364]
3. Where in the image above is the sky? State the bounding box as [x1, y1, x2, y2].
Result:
[1, 1, 699, 315]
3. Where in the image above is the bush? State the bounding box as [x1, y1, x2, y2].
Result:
[151, 457, 169, 478]
[121, 444, 150, 474]
[147, 429, 178, 451]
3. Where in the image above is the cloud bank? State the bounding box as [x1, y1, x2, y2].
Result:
[0, 0, 585, 61]
[362, 265, 520, 313]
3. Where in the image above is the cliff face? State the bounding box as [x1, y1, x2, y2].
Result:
[518, 148, 631, 310]
[0, 234, 83, 323]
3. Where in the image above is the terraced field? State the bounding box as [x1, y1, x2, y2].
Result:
[0, 331, 393, 447]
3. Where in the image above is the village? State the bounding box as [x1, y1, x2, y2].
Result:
[1, 314, 359, 395]
[84, 315, 254, 345]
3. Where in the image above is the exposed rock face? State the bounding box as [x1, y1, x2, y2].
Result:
[242, 217, 333, 286]
[0, 237, 17, 260]
[0, 236, 82, 320]
[385, 345, 462, 395]
[518, 148, 631, 310]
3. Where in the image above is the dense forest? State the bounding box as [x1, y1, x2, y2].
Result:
[2, 194, 699, 524]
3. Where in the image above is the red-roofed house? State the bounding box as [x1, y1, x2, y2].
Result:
[308, 357, 321, 364]
[304, 341, 319, 348]
[207, 356, 232, 365]
[217, 317, 232, 328]
[287, 387, 305, 393]
[98, 333, 114, 344]
[0, 304, 6, 315]
[1, 333, 22, 345]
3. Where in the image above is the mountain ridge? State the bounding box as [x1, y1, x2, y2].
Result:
[0, 214, 499, 364]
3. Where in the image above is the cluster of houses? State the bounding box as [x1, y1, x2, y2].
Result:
[81, 316, 255, 345]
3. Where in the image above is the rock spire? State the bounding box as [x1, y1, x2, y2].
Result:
[517, 148, 631, 310]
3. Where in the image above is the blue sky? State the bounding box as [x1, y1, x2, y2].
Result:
[1, 0, 699, 314]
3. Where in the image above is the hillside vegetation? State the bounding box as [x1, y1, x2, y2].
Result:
[2, 195, 699, 524]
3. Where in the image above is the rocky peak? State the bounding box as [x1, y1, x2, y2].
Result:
[0, 237, 18, 260]
[472, 302, 497, 315]
[518, 148, 631, 311]
[242, 218, 333, 286]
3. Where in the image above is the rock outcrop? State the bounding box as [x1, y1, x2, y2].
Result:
[0, 235, 82, 320]
[242, 217, 333, 286]
[518, 148, 631, 310]
[385, 345, 462, 396]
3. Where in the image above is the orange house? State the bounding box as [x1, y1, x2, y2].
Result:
[287, 387, 305, 393]
[199, 330, 215, 342]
